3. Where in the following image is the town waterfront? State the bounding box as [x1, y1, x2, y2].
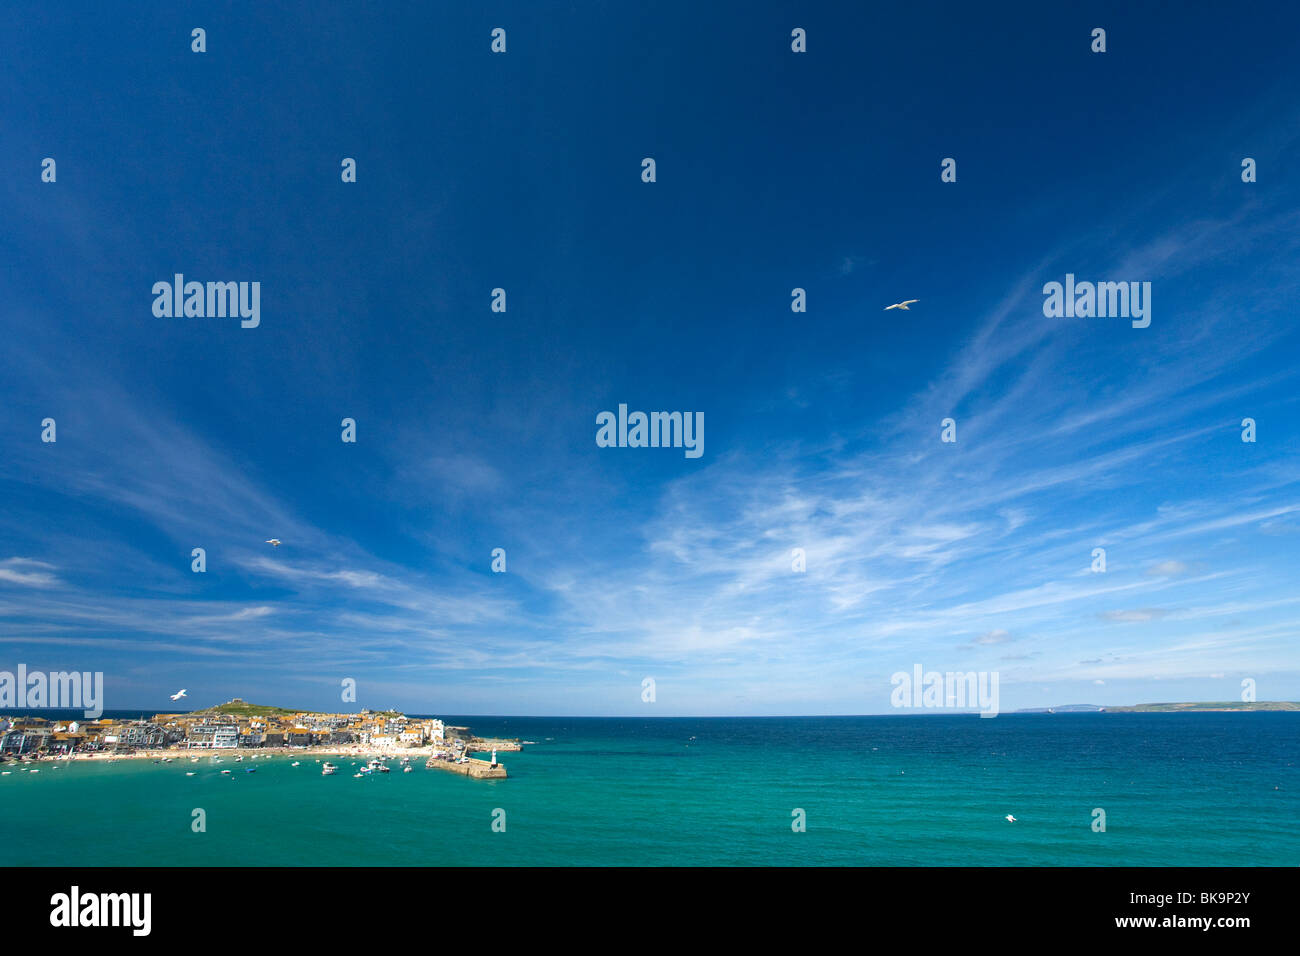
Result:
[1, 714, 1296, 867]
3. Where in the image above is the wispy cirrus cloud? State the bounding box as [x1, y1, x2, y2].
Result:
[0, 558, 60, 588]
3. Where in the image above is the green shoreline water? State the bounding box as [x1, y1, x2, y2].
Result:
[2, 714, 1296, 866]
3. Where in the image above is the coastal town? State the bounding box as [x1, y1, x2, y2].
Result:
[0, 699, 524, 779]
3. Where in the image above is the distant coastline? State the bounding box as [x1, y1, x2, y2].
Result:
[1016, 701, 1300, 713]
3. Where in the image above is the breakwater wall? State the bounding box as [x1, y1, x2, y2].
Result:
[425, 756, 506, 779]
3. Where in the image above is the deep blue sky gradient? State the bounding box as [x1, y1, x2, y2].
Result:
[2, 2, 1299, 714]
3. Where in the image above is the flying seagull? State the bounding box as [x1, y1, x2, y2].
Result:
[266, 538, 281, 547]
[884, 299, 919, 311]
[1005, 814, 1017, 823]
[170, 689, 187, 701]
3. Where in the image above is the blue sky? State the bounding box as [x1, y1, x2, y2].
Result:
[2, 2, 1299, 715]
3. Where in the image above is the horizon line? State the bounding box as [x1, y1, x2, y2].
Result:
[6, 702, 1299, 719]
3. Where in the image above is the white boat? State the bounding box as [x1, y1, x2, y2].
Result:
[220, 769, 232, 775]
[185, 772, 195, 776]
[291, 761, 300, 767]
[403, 766, 413, 773]
[322, 762, 338, 776]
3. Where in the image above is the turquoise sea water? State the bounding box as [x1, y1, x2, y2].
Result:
[2, 714, 1297, 866]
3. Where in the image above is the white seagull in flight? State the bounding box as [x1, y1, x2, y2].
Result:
[170, 689, 187, 701]
[266, 539, 281, 547]
[884, 299, 919, 311]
